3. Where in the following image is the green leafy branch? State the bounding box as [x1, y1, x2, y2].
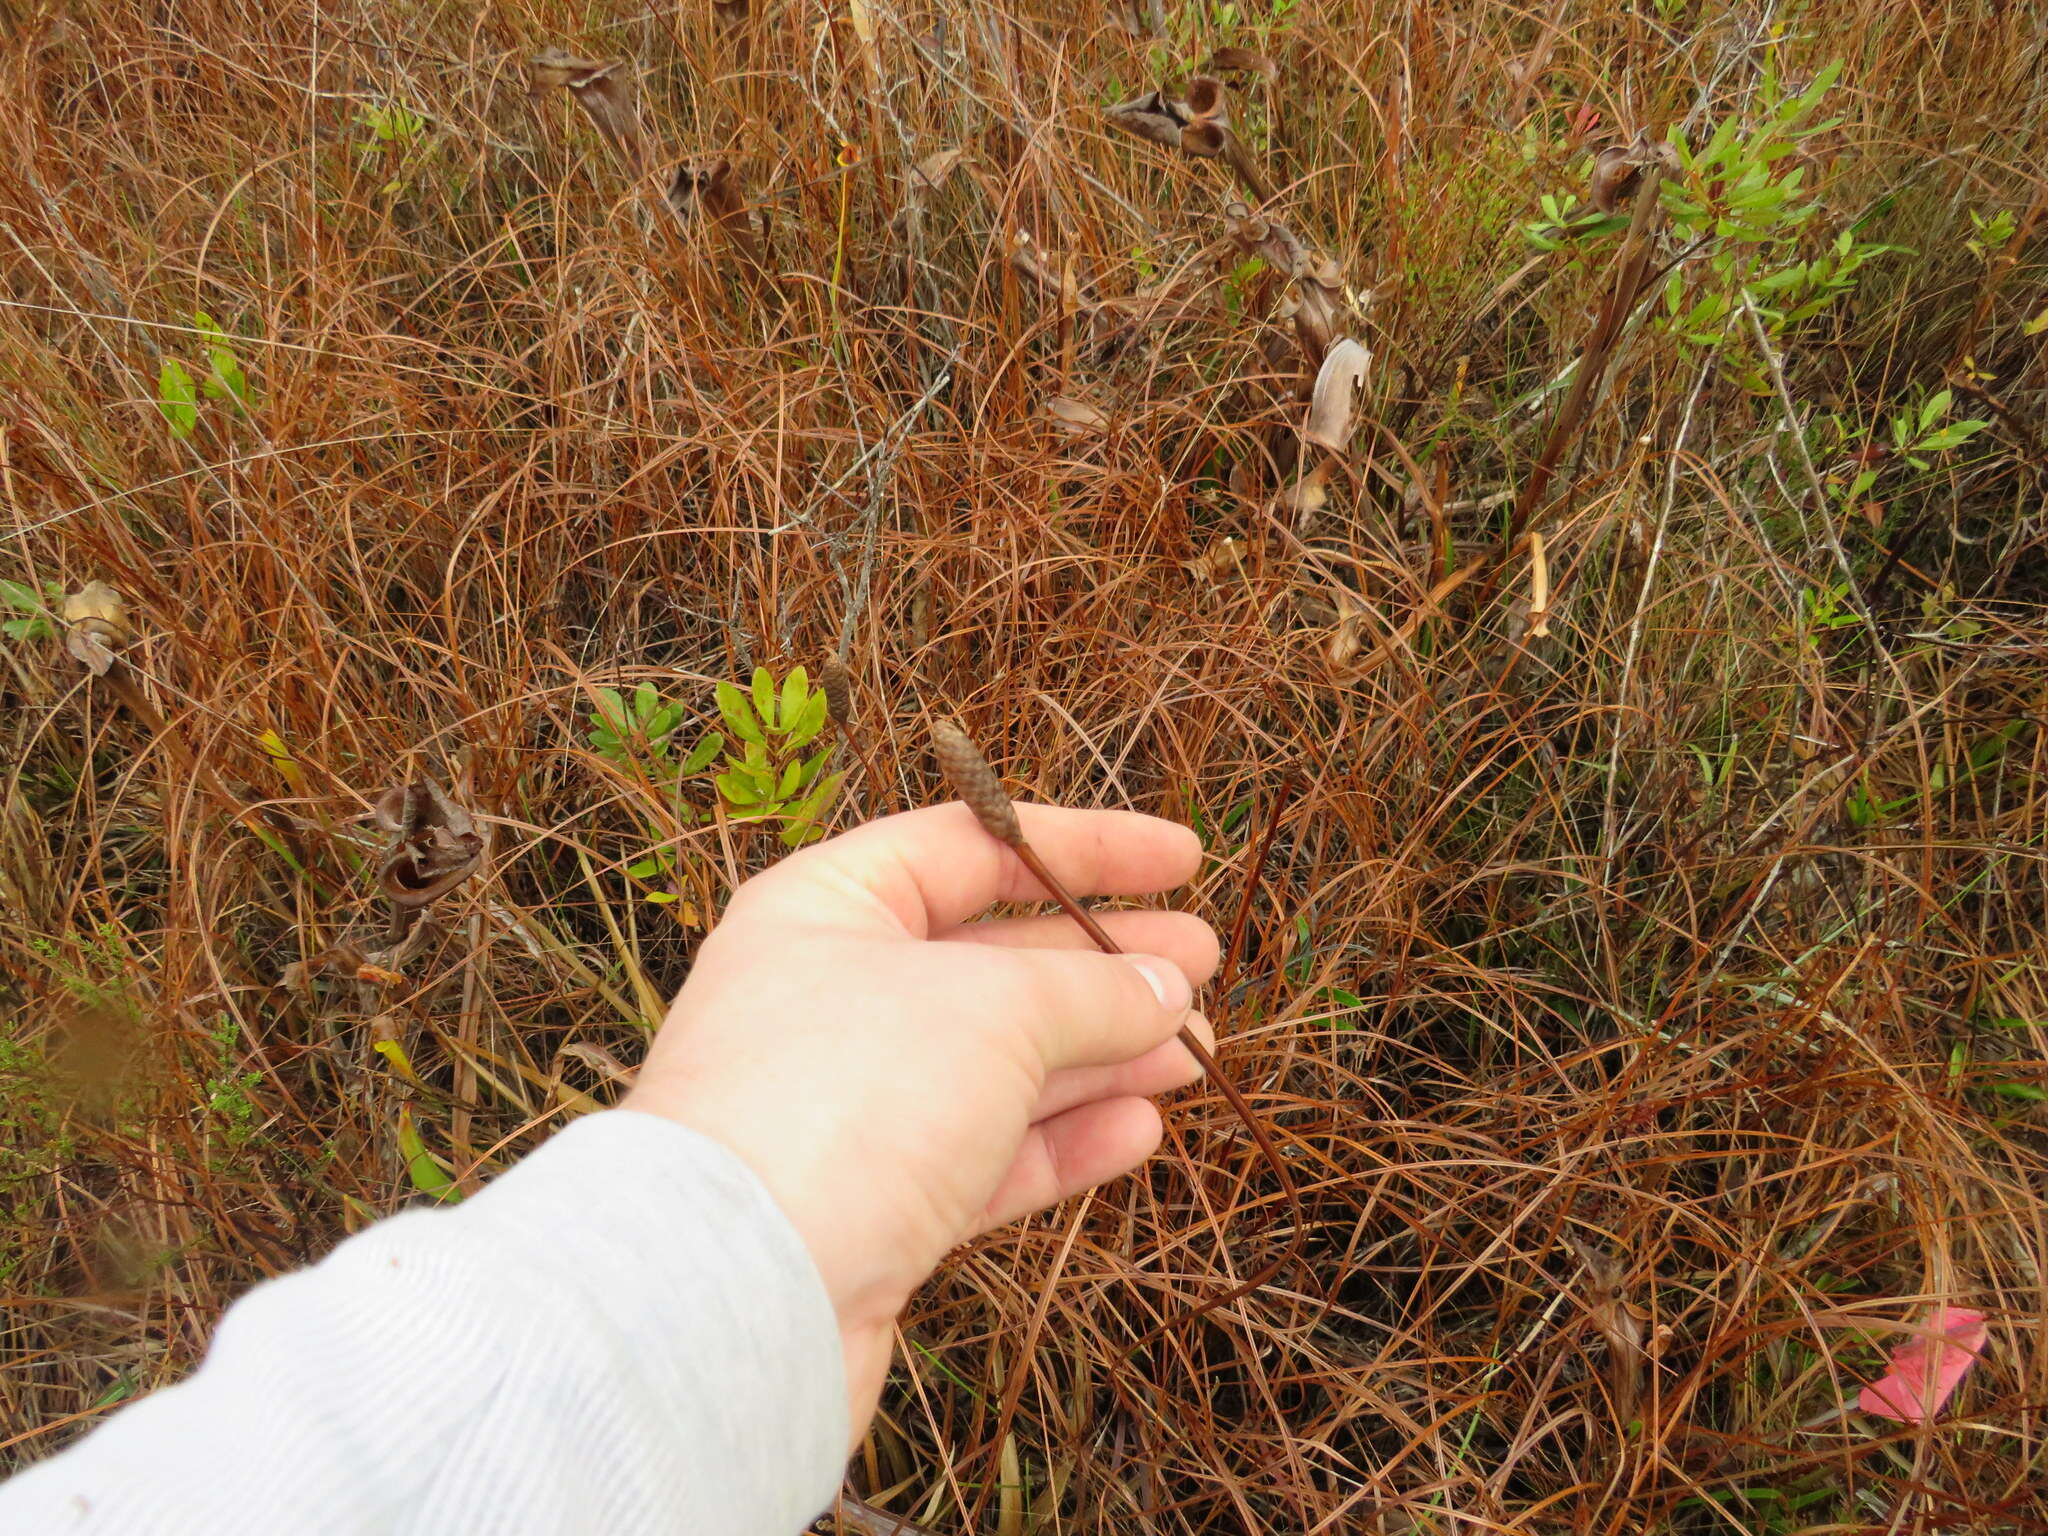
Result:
[1, 577, 63, 643]
[711, 666, 844, 847]
[156, 312, 255, 439]
[582, 667, 846, 908]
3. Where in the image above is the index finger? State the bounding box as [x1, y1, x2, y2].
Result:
[734, 802, 1201, 938]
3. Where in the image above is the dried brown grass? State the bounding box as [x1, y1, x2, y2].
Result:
[3, 0, 2046, 1528]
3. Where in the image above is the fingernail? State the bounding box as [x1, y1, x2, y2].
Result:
[1126, 956, 1189, 1012]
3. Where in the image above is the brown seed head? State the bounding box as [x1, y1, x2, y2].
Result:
[931, 718, 1021, 846]
[820, 655, 853, 726]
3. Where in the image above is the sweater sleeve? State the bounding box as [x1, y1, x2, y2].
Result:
[0, 1109, 849, 1536]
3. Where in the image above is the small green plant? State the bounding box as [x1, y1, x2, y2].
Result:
[1827, 390, 1992, 512]
[1883, 389, 1990, 468]
[1521, 192, 1631, 250]
[585, 681, 720, 779]
[358, 100, 428, 147]
[1655, 61, 1901, 352]
[192, 312, 251, 408]
[200, 1016, 263, 1154]
[355, 99, 431, 197]
[1964, 208, 2016, 260]
[155, 312, 256, 438]
[583, 668, 845, 866]
[0, 578, 62, 643]
[710, 666, 844, 847]
[1799, 580, 1862, 635]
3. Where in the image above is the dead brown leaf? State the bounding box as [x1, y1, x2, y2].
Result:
[1226, 203, 1350, 360]
[1104, 89, 1187, 149]
[1043, 396, 1110, 434]
[1275, 458, 1333, 525]
[664, 157, 769, 270]
[1324, 587, 1371, 667]
[907, 146, 966, 195]
[1206, 47, 1280, 81]
[820, 1496, 943, 1536]
[374, 780, 483, 911]
[1183, 537, 1248, 584]
[1303, 338, 1372, 452]
[556, 1041, 638, 1087]
[1567, 1237, 1648, 1420]
[1589, 145, 1639, 214]
[529, 48, 647, 174]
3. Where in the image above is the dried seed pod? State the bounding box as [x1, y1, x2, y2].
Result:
[62, 580, 132, 677]
[1589, 144, 1640, 213]
[930, 718, 1021, 846]
[374, 780, 483, 909]
[1205, 47, 1279, 81]
[820, 655, 853, 726]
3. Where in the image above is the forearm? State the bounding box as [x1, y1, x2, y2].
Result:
[0, 1111, 847, 1536]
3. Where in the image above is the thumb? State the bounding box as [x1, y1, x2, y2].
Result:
[1010, 948, 1193, 1072]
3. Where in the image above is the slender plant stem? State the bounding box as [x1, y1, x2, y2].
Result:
[1008, 839, 1306, 1345]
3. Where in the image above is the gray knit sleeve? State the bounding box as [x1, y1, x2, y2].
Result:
[0, 1110, 849, 1536]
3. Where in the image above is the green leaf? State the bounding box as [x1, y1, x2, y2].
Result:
[1700, 112, 1741, 169]
[777, 757, 805, 799]
[779, 668, 809, 732]
[643, 890, 679, 904]
[716, 768, 763, 806]
[717, 680, 765, 744]
[779, 768, 846, 846]
[792, 747, 830, 792]
[1920, 389, 1952, 432]
[634, 681, 659, 723]
[1918, 420, 1989, 452]
[784, 689, 828, 750]
[1794, 59, 1842, 117]
[204, 351, 249, 407]
[626, 857, 664, 879]
[157, 359, 199, 437]
[397, 1109, 462, 1203]
[1990, 1081, 2048, 1102]
[0, 578, 40, 613]
[750, 666, 777, 729]
[680, 732, 723, 774]
[645, 702, 683, 741]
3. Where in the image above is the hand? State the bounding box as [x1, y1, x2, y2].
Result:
[623, 803, 1218, 1433]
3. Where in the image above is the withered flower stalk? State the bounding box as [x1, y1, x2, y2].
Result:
[928, 718, 1304, 1335]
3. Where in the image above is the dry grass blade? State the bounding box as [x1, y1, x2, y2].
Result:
[4, 2, 2045, 1528]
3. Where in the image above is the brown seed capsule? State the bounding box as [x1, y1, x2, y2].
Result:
[820, 655, 853, 726]
[1589, 144, 1641, 213]
[930, 718, 1021, 846]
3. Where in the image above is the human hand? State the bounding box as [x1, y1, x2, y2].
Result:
[622, 803, 1218, 1433]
